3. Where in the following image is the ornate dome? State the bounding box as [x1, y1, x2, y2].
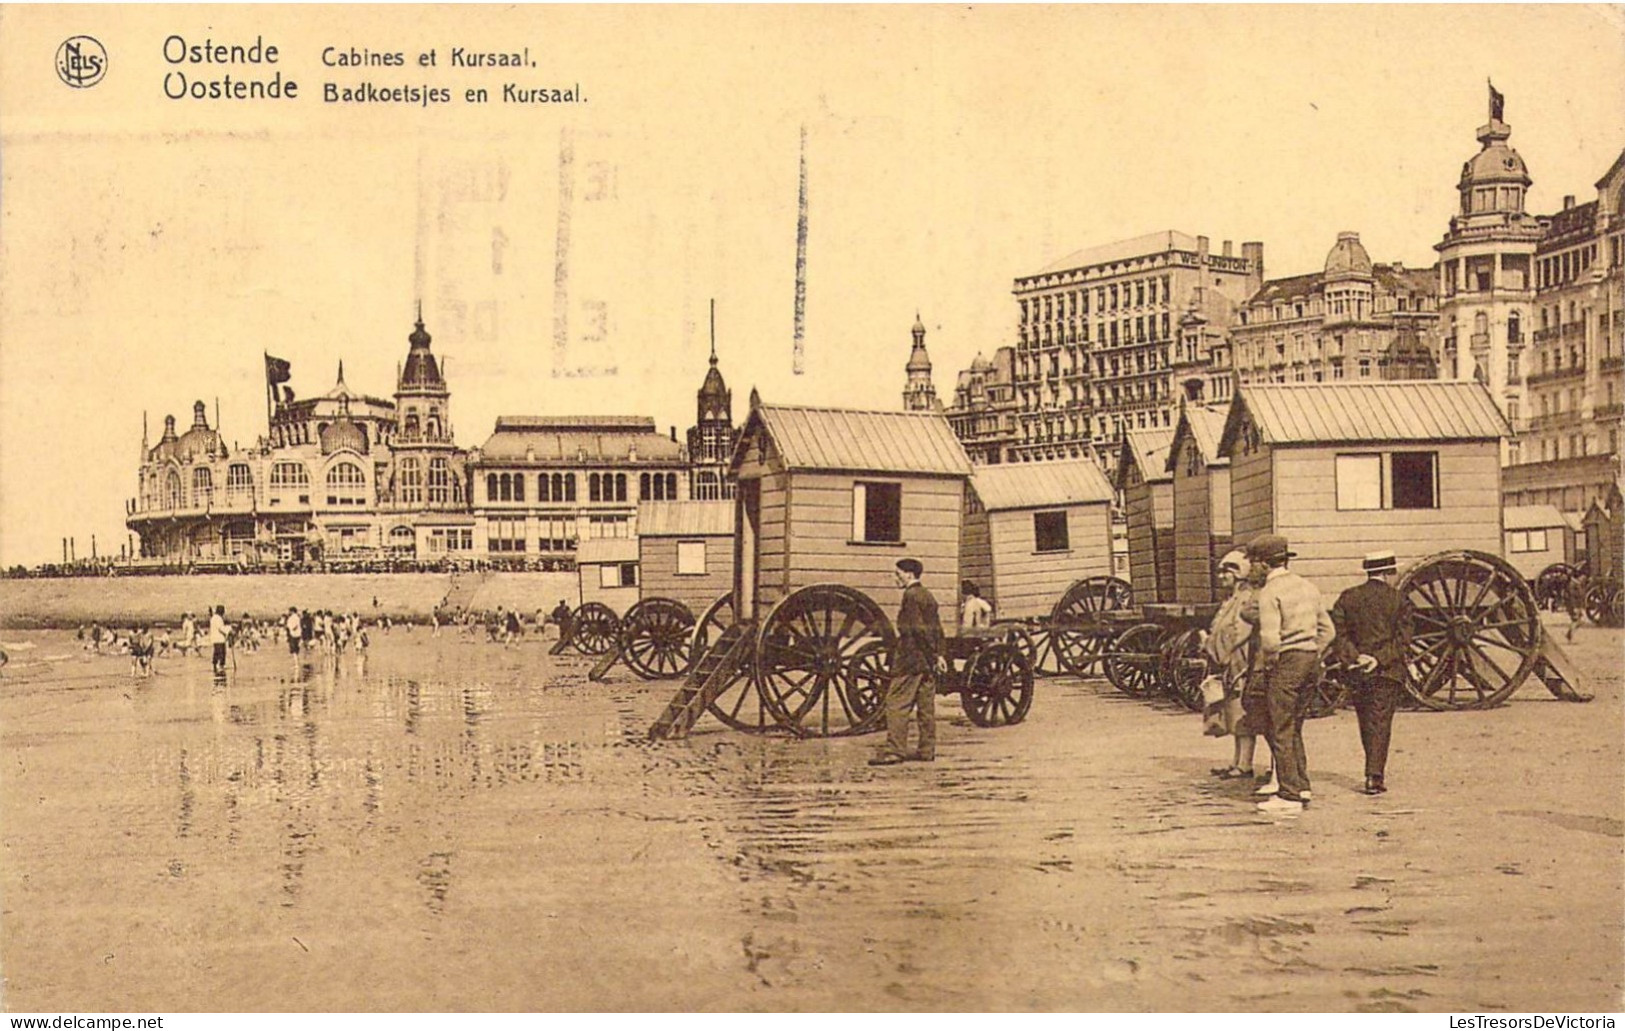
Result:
[399, 314, 446, 392]
[1323, 232, 1374, 280]
[320, 398, 368, 455]
[1460, 133, 1531, 190]
[698, 351, 728, 404]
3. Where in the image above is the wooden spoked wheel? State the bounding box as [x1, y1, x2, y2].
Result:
[1105, 623, 1165, 698]
[1533, 563, 1578, 611]
[1049, 576, 1131, 678]
[1583, 582, 1622, 627]
[754, 584, 896, 737]
[1158, 628, 1207, 712]
[690, 591, 736, 664]
[619, 598, 696, 680]
[1612, 587, 1625, 628]
[570, 602, 621, 656]
[844, 641, 891, 726]
[1398, 550, 1540, 711]
[960, 642, 1034, 727]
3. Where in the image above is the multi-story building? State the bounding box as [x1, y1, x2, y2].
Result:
[1435, 90, 1544, 464]
[946, 346, 1019, 464]
[1003, 231, 1263, 474]
[127, 313, 736, 567]
[1503, 148, 1625, 513]
[1230, 232, 1439, 388]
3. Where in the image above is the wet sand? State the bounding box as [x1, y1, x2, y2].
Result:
[2, 621, 1620, 1012]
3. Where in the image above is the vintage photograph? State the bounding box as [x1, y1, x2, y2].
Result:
[1, 4, 1622, 1014]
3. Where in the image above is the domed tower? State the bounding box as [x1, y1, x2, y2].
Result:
[903, 313, 941, 412]
[390, 308, 461, 510]
[1436, 84, 1542, 458]
[1323, 232, 1376, 326]
[686, 338, 738, 500]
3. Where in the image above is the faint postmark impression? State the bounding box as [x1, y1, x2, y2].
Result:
[56, 35, 108, 88]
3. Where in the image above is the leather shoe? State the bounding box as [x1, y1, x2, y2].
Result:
[1256, 795, 1305, 814]
[1362, 776, 1387, 795]
[868, 754, 907, 766]
[907, 752, 936, 762]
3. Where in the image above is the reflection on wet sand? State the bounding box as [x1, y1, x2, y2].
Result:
[0, 628, 1620, 1011]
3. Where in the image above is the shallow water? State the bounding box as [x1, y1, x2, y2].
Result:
[2, 628, 1621, 1011]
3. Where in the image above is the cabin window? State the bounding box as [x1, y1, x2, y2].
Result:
[1390, 452, 1438, 509]
[600, 562, 638, 588]
[852, 481, 902, 543]
[1034, 511, 1070, 553]
[1335, 455, 1383, 510]
[1508, 530, 1548, 554]
[1335, 451, 1439, 511]
[677, 540, 707, 575]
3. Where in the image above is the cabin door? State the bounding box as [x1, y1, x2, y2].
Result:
[736, 479, 760, 622]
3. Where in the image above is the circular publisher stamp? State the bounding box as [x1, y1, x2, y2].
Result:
[56, 35, 108, 89]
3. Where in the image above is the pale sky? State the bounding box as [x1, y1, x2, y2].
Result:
[2, 5, 1623, 565]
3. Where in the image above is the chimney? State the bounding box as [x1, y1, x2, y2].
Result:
[1241, 241, 1265, 294]
[1222, 240, 1234, 257]
[1563, 195, 1576, 210]
[669, 426, 677, 442]
[1197, 236, 1210, 263]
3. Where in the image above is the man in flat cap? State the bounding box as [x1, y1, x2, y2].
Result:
[1247, 534, 1335, 813]
[1330, 550, 1406, 795]
[871, 558, 947, 766]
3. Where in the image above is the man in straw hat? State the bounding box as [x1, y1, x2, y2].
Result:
[1330, 550, 1406, 795]
[1246, 534, 1335, 814]
[870, 558, 947, 766]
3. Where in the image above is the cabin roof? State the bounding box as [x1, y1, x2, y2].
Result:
[1217, 382, 1511, 455]
[733, 404, 973, 477]
[971, 458, 1113, 512]
[1165, 404, 1231, 473]
[1113, 427, 1176, 489]
[637, 500, 733, 536]
[1503, 504, 1568, 531]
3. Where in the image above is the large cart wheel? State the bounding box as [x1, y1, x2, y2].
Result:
[1534, 563, 1578, 611]
[1304, 659, 1352, 720]
[755, 584, 896, 737]
[570, 602, 621, 656]
[1583, 583, 1617, 626]
[844, 641, 891, 725]
[1398, 550, 1540, 711]
[992, 621, 1064, 678]
[690, 591, 736, 664]
[1611, 586, 1625, 628]
[1158, 628, 1207, 712]
[960, 642, 1034, 727]
[1105, 623, 1165, 698]
[620, 598, 696, 680]
[1049, 576, 1131, 678]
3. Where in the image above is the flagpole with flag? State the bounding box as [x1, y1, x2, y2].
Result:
[1488, 79, 1504, 123]
[264, 352, 292, 434]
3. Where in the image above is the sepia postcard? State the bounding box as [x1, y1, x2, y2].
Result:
[1, 3, 1623, 1015]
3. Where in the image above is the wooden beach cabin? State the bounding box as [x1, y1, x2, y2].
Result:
[1581, 480, 1624, 580]
[729, 404, 973, 621]
[636, 500, 735, 614]
[1216, 381, 1511, 596]
[575, 537, 640, 614]
[1501, 504, 1577, 581]
[960, 458, 1115, 620]
[1113, 428, 1176, 603]
[1167, 404, 1233, 603]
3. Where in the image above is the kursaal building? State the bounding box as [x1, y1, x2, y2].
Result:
[126, 314, 739, 567]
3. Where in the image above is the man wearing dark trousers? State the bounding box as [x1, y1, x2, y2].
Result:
[1248, 534, 1335, 814]
[1330, 550, 1406, 795]
[870, 558, 947, 766]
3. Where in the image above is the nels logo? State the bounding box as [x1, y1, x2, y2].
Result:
[56, 35, 108, 88]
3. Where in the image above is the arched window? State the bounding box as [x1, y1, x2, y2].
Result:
[399, 458, 422, 504]
[192, 467, 214, 508]
[270, 462, 309, 489]
[615, 474, 627, 502]
[563, 473, 576, 502]
[403, 412, 420, 437]
[389, 525, 416, 551]
[326, 462, 367, 506]
[513, 473, 525, 503]
[428, 458, 450, 505]
[695, 471, 719, 501]
[589, 473, 602, 502]
[165, 469, 184, 509]
[640, 472, 651, 500]
[225, 464, 253, 500]
[487, 473, 500, 502]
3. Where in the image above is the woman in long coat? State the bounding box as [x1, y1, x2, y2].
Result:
[1205, 549, 1267, 781]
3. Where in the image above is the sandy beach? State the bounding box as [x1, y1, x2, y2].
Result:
[1, 617, 1619, 1012]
